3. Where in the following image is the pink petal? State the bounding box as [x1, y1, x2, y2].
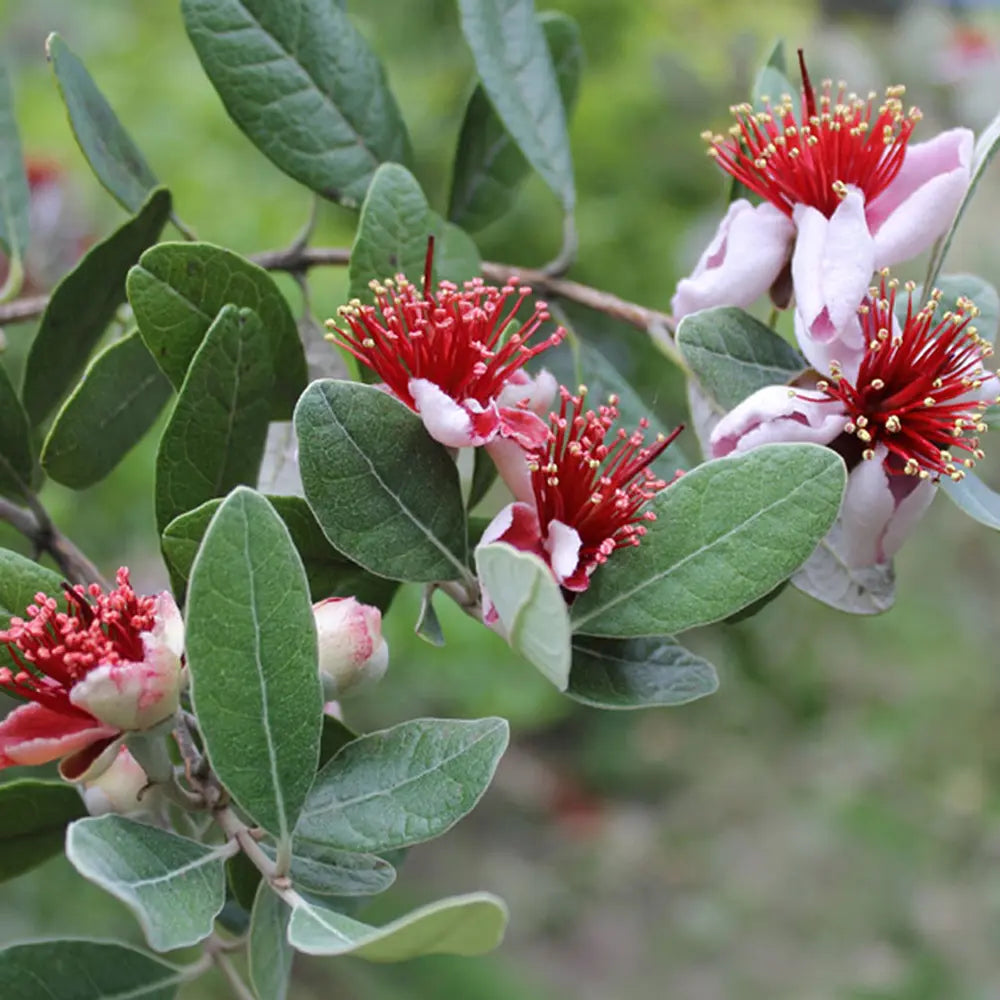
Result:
[793, 310, 867, 384]
[543, 518, 582, 587]
[151, 592, 185, 659]
[60, 735, 124, 783]
[709, 385, 846, 458]
[486, 436, 534, 503]
[409, 378, 495, 447]
[671, 200, 794, 319]
[478, 501, 543, 553]
[496, 368, 557, 414]
[868, 128, 973, 266]
[498, 407, 549, 448]
[70, 653, 182, 732]
[792, 189, 875, 344]
[0, 701, 118, 769]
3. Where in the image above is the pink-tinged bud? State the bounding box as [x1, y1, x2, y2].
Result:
[81, 746, 153, 816]
[313, 597, 389, 699]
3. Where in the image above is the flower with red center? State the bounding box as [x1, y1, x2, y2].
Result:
[479, 386, 683, 595]
[710, 273, 1000, 568]
[326, 241, 563, 451]
[0, 569, 184, 781]
[672, 50, 972, 349]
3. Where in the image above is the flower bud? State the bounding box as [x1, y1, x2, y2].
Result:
[313, 597, 388, 699]
[81, 746, 153, 816]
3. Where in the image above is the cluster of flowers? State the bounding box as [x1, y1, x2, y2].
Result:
[327, 241, 682, 607]
[673, 51, 999, 567]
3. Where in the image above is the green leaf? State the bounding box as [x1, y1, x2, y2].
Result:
[296, 717, 508, 853]
[475, 543, 571, 690]
[181, 0, 411, 209]
[46, 34, 160, 213]
[226, 851, 262, 912]
[127, 241, 306, 419]
[468, 446, 498, 511]
[249, 884, 293, 1000]
[925, 112, 1000, 290]
[449, 11, 583, 231]
[186, 488, 322, 844]
[415, 586, 446, 647]
[65, 816, 228, 953]
[0, 780, 87, 883]
[791, 517, 896, 615]
[319, 714, 357, 769]
[567, 636, 719, 710]
[676, 306, 806, 413]
[154, 306, 272, 535]
[0, 64, 29, 298]
[940, 472, 1000, 530]
[287, 891, 508, 960]
[22, 187, 171, 427]
[0, 940, 186, 1000]
[267, 841, 395, 897]
[162, 495, 398, 607]
[457, 0, 575, 212]
[295, 380, 469, 583]
[752, 39, 794, 109]
[571, 444, 846, 637]
[0, 363, 34, 500]
[41, 331, 172, 490]
[0, 548, 62, 623]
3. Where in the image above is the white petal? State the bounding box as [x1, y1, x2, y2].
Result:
[543, 519, 582, 585]
[496, 368, 557, 414]
[486, 436, 534, 503]
[793, 309, 867, 381]
[408, 378, 478, 447]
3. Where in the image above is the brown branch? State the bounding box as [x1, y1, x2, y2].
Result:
[0, 496, 108, 588]
[0, 294, 49, 326]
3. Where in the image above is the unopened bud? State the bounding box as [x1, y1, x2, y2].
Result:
[313, 597, 389, 698]
[81, 746, 153, 816]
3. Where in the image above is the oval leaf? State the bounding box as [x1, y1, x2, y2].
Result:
[940, 471, 1000, 530]
[22, 187, 171, 426]
[46, 33, 160, 213]
[186, 487, 322, 843]
[66, 816, 228, 952]
[0, 940, 186, 1000]
[266, 841, 396, 897]
[249, 884, 293, 1000]
[296, 717, 509, 853]
[287, 891, 508, 960]
[181, 0, 411, 208]
[449, 11, 583, 231]
[0, 547, 62, 624]
[0, 63, 29, 297]
[676, 306, 806, 413]
[571, 444, 847, 637]
[475, 543, 571, 690]
[154, 305, 272, 534]
[457, 0, 575, 212]
[567, 635, 719, 710]
[127, 241, 306, 419]
[42, 331, 172, 490]
[0, 779, 87, 884]
[0, 363, 33, 500]
[295, 380, 469, 583]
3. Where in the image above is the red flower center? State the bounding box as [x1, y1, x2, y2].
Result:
[0, 568, 156, 717]
[817, 275, 997, 480]
[529, 387, 682, 580]
[327, 241, 563, 411]
[705, 51, 920, 218]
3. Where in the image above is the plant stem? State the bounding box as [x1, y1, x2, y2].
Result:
[212, 950, 257, 1000]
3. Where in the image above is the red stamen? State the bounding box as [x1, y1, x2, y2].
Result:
[818, 273, 999, 480]
[529, 387, 682, 585]
[704, 53, 921, 218]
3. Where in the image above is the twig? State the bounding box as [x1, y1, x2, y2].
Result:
[250, 244, 350, 273]
[0, 496, 108, 588]
[0, 294, 48, 326]
[211, 950, 256, 1000]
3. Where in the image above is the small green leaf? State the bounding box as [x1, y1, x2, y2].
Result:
[268, 841, 395, 897]
[791, 518, 896, 615]
[66, 816, 228, 952]
[415, 586, 446, 647]
[571, 444, 846, 637]
[567, 636, 719, 710]
[181, 0, 411, 208]
[0, 779, 86, 883]
[162, 495, 398, 607]
[0, 363, 34, 500]
[22, 187, 171, 427]
[226, 851, 262, 912]
[0, 64, 29, 299]
[287, 891, 508, 960]
[41, 331, 172, 490]
[940, 472, 1000, 530]
[457, 0, 575, 212]
[0, 940, 186, 1000]
[249, 884, 293, 1000]
[186, 488, 322, 843]
[449, 11, 582, 231]
[676, 306, 806, 413]
[0, 548, 62, 623]
[127, 241, 306, 419]
[295, 380, 469, 583]
[319, 714, 357, 768]
[468, 445, 498, 511]
[46, 33, 160, 213]
[475, 543, 571, 690]
[154, 306, 272, 535]
[296, 717, 508, 853]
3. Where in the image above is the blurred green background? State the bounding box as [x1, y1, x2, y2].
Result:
[3, 1, 1000, 997]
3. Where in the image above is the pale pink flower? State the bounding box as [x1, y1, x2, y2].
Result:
[0, 569, 184, 781]
[313, 596, 388, 699]
[710, 276, 999, 567]
[673, 52, 972, 350]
